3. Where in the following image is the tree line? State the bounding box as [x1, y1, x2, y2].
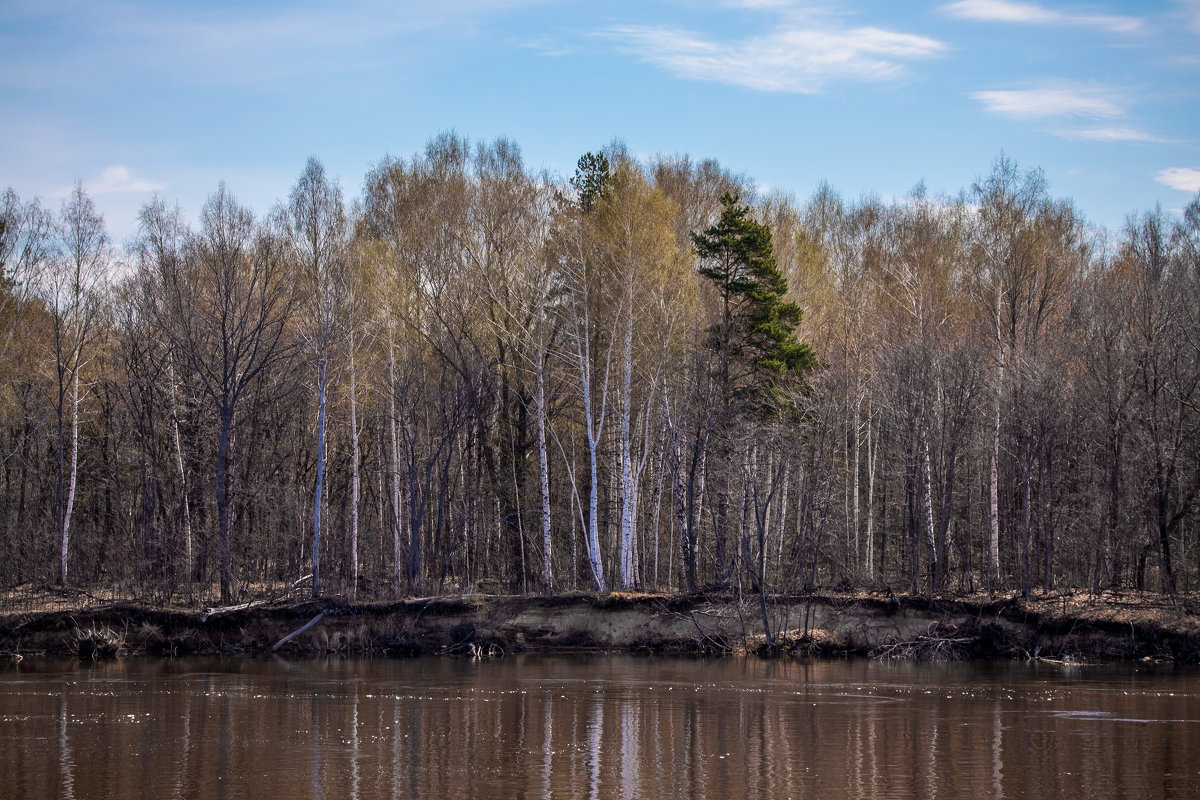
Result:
[1, 135, 1197, 605]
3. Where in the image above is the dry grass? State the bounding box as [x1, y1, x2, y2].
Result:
[71, 624, 127, 659]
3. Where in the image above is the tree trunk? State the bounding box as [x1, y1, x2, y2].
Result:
[1156, 487, 1178, 595]
[579, 324, 607, 592]
[216, 404, 235, 604]
[989, 347, 1004, 589]
[536, 350, 552, 594]
[58, 365, 79, 585]
[921, 416, 936, 592]
[348, 338, 360, 599]
[388, 337, 403, 594]
[618, 312, 636, 589]
[1020, 462, 1032, 598]
[865, 410, 876, 579]
[168, 360, 193, 585]
[311, 358, 328, 597]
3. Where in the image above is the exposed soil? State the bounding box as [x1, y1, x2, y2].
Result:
[2, 588, 1198, 663]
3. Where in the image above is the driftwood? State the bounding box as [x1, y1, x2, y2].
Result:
[870, 635, 976, 661]
[689, 611, 732, 652]
[200, 600, 265, 622]
[271, 611, 327, 651]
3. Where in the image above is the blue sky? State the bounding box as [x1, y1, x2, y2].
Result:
[2, 0, 1198, 241]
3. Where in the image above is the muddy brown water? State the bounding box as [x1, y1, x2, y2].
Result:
[2, 655, 1198, 799]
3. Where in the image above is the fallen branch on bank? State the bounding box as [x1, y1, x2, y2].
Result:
[870, 635, 977, 661]
[271, 611, 327, 651]
[201, 601, 267, 621]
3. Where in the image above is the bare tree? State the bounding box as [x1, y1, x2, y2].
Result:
[48, 183, 109, 585]
[143, 184, 298, 603]
[0, 190, 53, 370]
[285, 157, 349, 598]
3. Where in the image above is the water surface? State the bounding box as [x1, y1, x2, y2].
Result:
[2, 655, 1197, 799]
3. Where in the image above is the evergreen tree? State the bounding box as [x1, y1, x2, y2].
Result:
[693, 192, 815, 415]
[571, 152, 610, 213]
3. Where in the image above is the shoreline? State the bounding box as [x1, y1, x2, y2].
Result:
[2, 591, 1198, 663]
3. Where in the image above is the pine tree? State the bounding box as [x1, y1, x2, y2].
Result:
[571, 152, 611, 213]
[693, 192, 815, 416]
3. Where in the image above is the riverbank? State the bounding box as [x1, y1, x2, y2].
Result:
[2, 589, 1198, 663]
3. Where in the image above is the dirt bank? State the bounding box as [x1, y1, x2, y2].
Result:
[2, 591, 1198, 663]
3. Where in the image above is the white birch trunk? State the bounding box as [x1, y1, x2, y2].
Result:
[772, 463, 790, 587]
[866, 409, 876, 578]
[59, 361, 79, 585]
[618, 310, 636, 589]
[852, 403, 861, 575]
[578, 318, 607, 593]
[168, 360, 193, 582]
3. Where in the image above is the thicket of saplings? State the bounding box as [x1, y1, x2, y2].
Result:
[1, 135, 1197, 610]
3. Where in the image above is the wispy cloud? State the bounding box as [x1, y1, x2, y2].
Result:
[1156, 167, 1200, 192]
[603, 22, 946, 93]
[971, 84, 1169, 142]
[941, 0, 1144, 34]
[57, 166, 166, 197]
[2, 0, 548, 90]
[519, 38, 573, 57]
[1052, 126, 1165, 142]
[1179, 0, 1200, 34]
[971, 86, 1125, 119]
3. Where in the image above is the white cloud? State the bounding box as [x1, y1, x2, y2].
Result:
[972, 84, 1170, 144]
[971, 86, 1125, 119]
[604, 23, 946, 93]
[64, 166, 166, 197]
[1052, 126, 1164, 142]
[1155, 167, 1200, 193]
[941, 0, 1144, 33]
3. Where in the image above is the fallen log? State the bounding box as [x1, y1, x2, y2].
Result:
[201, 600, 265, 622]
[271, 611, 327, 652]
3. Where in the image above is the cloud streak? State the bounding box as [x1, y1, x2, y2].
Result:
[970, 83, 1170, 143]
[1052, 126, 1165, 143]
[1156, 167, 1200, 193]
[971, 86, 1125, 119]
[603, 23, 946, 93]
[941, 0, 1144, 34]
[57, 166, 166, 198]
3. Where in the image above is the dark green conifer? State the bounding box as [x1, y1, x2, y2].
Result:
[693, 192, 815, 414]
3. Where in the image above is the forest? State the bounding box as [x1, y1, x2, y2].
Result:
[1, 134, 1197, 607]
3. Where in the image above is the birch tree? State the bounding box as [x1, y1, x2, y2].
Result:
[285, 157, 349, 598]
[588, 160, 683, 589]
[49, 183, 109, 584]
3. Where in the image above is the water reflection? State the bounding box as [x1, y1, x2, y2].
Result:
[3, 656, 1199, 799]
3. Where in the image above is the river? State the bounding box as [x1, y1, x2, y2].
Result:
[2, 655, 1197, 798]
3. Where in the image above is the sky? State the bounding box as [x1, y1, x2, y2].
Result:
[2, 0, 1198, 242]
